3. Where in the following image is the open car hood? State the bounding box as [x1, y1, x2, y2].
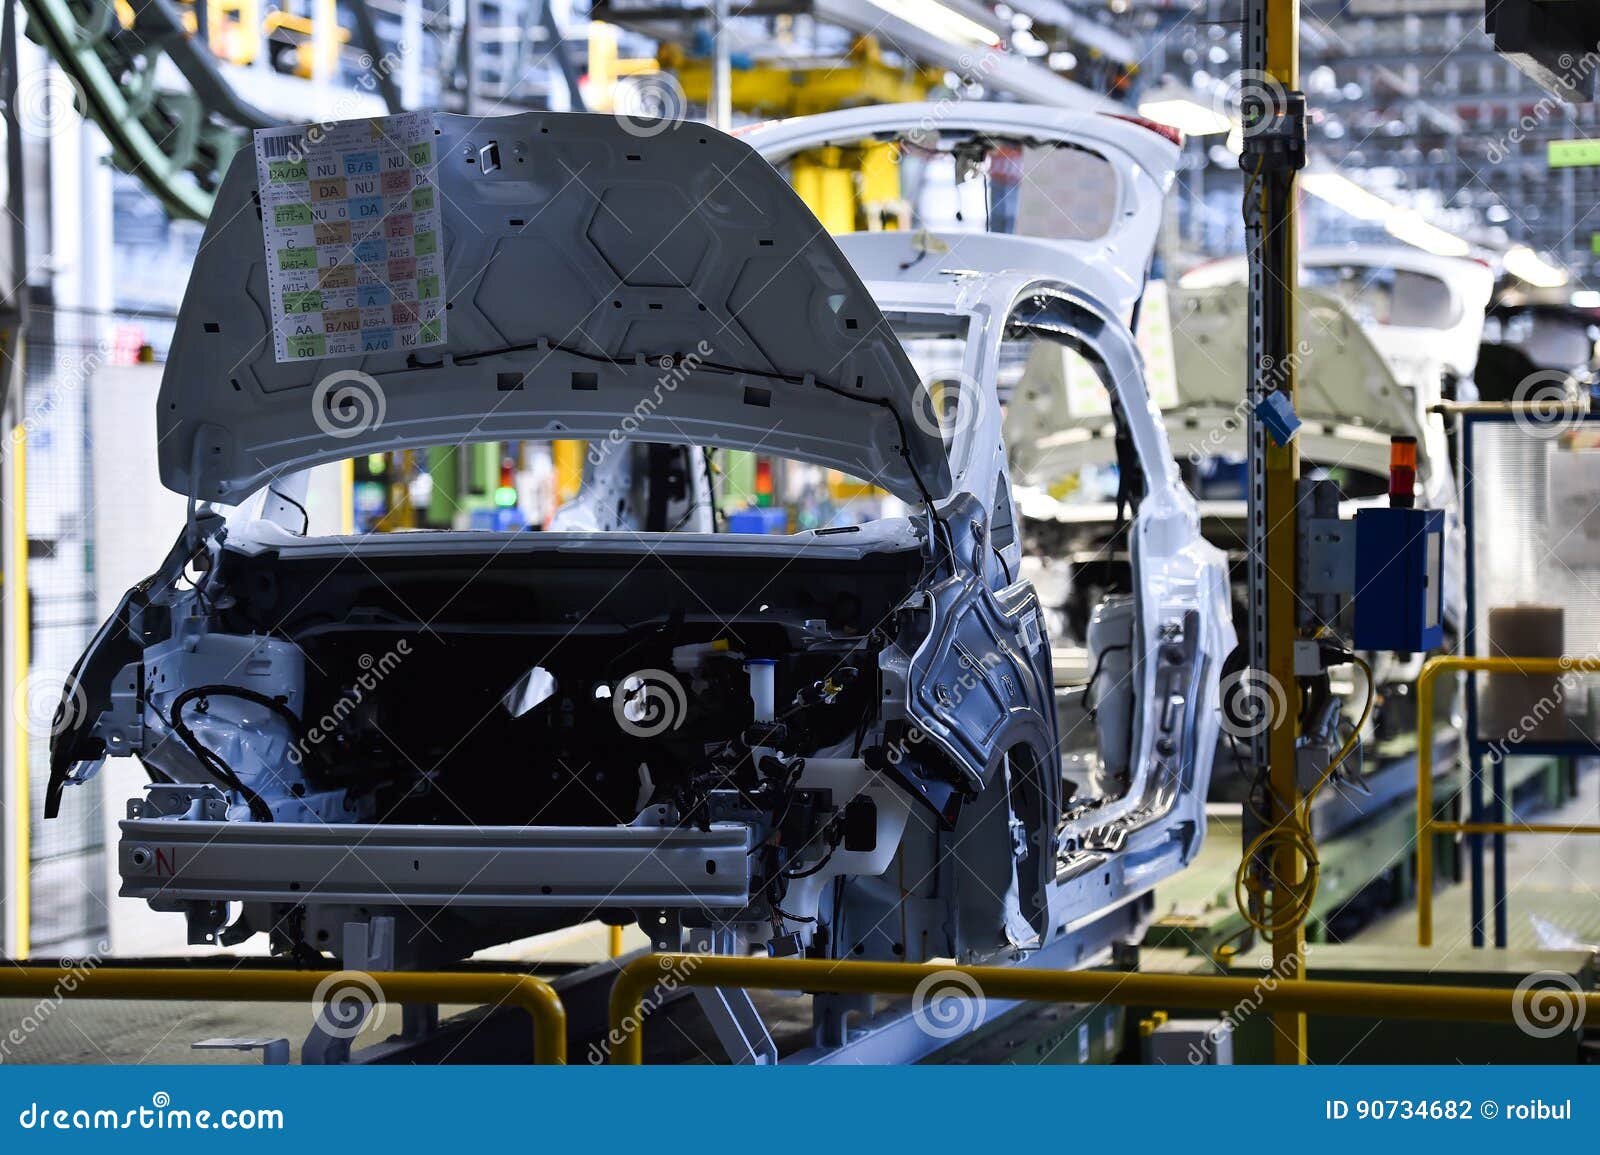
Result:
[1169, 283, 1422, 439]
[1179, 245, 1493, 384]
[158, 111, 948, 505]
[739, 103, 1178, 323]
[1008, 283, 1424, 484]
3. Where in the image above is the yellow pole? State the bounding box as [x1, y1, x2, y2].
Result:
[339, 457, 355, 535]
[8, 423, 27, 959]
[587, 21, 618, 112]
[0, 967, 568, 1063]
[312, 0, 339, 81]
[608, 925, 624, 959]
[608, 955, 1600, 1065]
[1262, 0, 1304, 1064]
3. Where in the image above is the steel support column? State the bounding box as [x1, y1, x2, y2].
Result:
[1243, 0, 1305, 1063]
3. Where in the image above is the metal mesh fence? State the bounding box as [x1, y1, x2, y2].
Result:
[1467, 418, 1600, 743]
[18, 304, 175, 956]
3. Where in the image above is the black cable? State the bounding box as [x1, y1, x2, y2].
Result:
[783, 840, 839, 880]
[1080, 642, 1131, 716]
[268, 488, 311, 534]
[991, 543, 1013, 585]
[167, 685, 307, 822]
[702, 446, 722, 532]
[161, 701, 272, 822]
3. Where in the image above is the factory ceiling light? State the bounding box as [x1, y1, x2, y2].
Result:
[1137, 86, 1232, 136]
[860, 0, 1003, 46]
[1504, 244, 1570, 289]
[1383, 213, 1472, 259]
[1299, 171, 1471, 257]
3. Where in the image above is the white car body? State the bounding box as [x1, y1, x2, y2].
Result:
[740, 102, 1181, 326]
[1179, 245, 1495, 401]
[51, 112, 1231, 1048]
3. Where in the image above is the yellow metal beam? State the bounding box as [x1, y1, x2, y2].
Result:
[7, 423, 27, 959]
[339, 457, 355, 535]
[1261, 0, 1304, 1065]
[664, 39, 937, 119]
[0, 966, 568, 1063]
[607, 954, 1600, 1064]
[1415, 655, 1600, 946]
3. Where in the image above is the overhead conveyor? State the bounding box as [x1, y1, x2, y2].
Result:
[16, 0, 407, 220]
[18, 0, 277, 218]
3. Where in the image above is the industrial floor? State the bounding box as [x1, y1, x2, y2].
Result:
[1360, 773, 1600, 955]
[6, 770, 1599, 1064]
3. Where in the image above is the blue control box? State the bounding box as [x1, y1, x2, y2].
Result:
[1352, 506, 1445, 653]
[726, 506, 789, 535]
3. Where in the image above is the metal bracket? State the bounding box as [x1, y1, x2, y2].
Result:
[813, 993, 874, 1048]
[691, 986, 779, 1065]
[191, 1037, 290, 1065]
[301, 918, 399, 1065]
[1298, 478, 1353, 631]
[1239, 90, 1307, 172]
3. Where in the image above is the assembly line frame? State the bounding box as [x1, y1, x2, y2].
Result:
[1447, 409, 1600, 947]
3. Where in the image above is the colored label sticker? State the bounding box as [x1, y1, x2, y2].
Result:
[285, 334, 327, 359]
[255, 111, 446, 361]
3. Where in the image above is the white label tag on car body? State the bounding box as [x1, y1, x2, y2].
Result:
[254, 112, 448, 363]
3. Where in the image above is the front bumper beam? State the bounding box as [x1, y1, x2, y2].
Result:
[119, 817, 753, 909]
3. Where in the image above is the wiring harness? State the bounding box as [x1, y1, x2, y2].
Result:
[1231, 646, 1375, 947]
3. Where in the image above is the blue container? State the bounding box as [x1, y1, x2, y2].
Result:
[1353, 506, 1445, 653]
[726, 507, 789, 535]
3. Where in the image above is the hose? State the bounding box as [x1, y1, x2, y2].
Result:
[1232, 653, 1375, 945]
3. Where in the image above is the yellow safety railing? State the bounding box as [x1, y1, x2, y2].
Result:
[606, 954, 1597, 1064]
[0, 966, 567, 1063]
[6, 425, 28, 959]
[1416, 655, 1600, 946]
